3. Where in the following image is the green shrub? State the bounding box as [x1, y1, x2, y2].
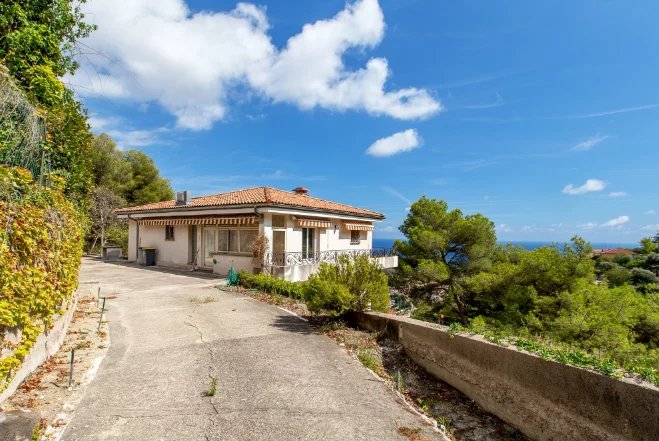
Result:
[613, 254, 632, 266]
[237, 271, 304, 299]
[411, 302, 438, 322]
[604, 266, 631, 287]
[311, 254, 389, 312]
[302, 278, 353, 315]
[630, 268, 658, 286]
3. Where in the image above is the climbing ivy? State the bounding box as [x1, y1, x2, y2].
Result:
[0, 165, 84, 389]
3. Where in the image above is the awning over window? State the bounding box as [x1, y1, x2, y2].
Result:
[343, 222, 374, 231]
[138, 216, 257, 226]
[295, 218, 332, 228]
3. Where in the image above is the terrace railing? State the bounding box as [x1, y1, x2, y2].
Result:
[265, 247, 396, 266]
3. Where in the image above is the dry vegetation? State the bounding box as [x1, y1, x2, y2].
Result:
[2, 293, 111, 440]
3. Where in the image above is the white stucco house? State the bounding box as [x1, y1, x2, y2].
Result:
[115, 186, 397, 282]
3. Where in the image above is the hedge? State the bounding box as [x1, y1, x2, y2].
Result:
[237, 271, 304, 299]
[0, 166, 84, 390]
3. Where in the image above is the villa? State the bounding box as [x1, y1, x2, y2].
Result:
[115, 186, 397, 281]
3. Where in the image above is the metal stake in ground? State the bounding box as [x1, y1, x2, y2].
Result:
[97, 286, 101, 307]
[69, 349, 75, 388]
[98, 297, 106, 332]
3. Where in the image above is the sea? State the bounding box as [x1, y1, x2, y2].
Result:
[372, 238, 638, 251]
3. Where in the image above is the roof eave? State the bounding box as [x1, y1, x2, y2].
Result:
[116, 202, 384, 220]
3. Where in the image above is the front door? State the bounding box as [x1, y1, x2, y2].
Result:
[272, 230, 285, 265]
[302, 227, 315, 260]
[203, 228, 216, 267]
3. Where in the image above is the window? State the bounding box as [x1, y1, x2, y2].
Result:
[302, 228, 315, 259]
[240, 230, 257, 253]
[203, 227, 257, 263]
[165, 225, 175, 241]
[350, 230, 360, 244]
[217, 230, 229, 252]
[272, 215, 286, 228]
[229, 230, 240, 252]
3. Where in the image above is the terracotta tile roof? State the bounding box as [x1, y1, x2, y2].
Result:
[115, 187, 384, 219]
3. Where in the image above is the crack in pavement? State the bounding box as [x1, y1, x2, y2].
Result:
[184, 304, 221, 440]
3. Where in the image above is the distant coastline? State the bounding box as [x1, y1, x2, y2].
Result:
[373, 238, 638, 251]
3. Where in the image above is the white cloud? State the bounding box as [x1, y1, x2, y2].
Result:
[88, 115, 122, 131]
[107, 128, 168, 148]
[366, 129, 421, 157]
[601, 215, 630, 228]
[562, 179, 606, 195]
[376, 225, 397, 233]
[571, 104, 659, 119]
[88, 114, 167, 148]
[578, 216, 630, 230]
[609, 191, 627, 198]
[645, 210, 656, 215]
[578, 222, 598, 230]
[71, 0, 441, 130]
[641, 224, 659, 231]
[382, 186, 412, 206]
[496, 224, 513, 233]
[571, 135, 609, 151]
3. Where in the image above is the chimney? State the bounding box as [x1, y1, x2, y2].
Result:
[176, 191, 191, 205]
[292, 187, 309, 196]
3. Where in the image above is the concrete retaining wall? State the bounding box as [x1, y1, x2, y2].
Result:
[0, 297, 78, 403]
[351, 312, 659, 441]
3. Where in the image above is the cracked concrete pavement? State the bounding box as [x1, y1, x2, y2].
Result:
[62, 258, 444, 440]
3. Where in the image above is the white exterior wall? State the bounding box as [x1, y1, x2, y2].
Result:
[138, 224, 190, 267]
[212, 255, 254, 276]
[260, 213, 373, 254]
[323, 224, 372, 251]
[122, 208, 386, 279]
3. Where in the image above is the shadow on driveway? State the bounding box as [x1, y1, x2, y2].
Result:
[269, 314, 317, 336]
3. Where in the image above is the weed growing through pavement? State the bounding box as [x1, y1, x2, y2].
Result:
[203, 377, 218, 397]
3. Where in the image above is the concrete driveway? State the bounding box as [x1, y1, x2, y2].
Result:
[63, 259, 443, 441]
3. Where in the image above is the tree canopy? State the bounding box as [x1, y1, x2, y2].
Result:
[392, 196, 658, 382]
[395, 196, 496, 323]
[1, 0, 95, 203]
[90, 133, 173, 205]
[0, 0, 94, 106]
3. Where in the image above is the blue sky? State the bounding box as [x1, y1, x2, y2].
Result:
[70, 0, 659, 242]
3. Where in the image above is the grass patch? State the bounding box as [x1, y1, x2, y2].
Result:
[189, 296, 217, 304]
[203, 377, 218, 397]
[357, 349, 384, 376]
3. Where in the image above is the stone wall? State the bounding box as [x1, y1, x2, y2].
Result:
[0, 297, 77, 403]
[351, 312, 659, 441]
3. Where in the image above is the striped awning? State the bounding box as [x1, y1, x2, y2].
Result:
[295, 218, 332, 228]
[138, 216, 257, 226]
[343, 222, 374, 231]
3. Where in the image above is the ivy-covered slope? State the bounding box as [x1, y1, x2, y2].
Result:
[0, 166, 84, 390]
